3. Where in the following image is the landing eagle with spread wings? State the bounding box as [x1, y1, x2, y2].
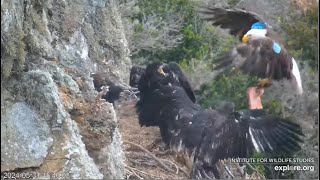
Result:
[136, 62, 304, 179]
[198, 7, 303, 108]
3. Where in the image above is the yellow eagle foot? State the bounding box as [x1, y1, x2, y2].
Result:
[257, 79, 273, 89]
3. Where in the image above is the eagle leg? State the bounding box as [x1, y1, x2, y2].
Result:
[247, 87, 264, 109]
[257, 78, 273, 88]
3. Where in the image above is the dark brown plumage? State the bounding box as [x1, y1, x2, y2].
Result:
[216, 38, 293, 80]
[130, 66, 145, 88]
[137, 62, 304, 179]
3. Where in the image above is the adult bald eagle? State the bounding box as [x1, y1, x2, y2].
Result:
[136, 62, 304, 179]
[198, 7, 303, 108]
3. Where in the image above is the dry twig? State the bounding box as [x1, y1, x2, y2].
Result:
[124, 141, 174, 173]
[246, 162, 266, 179]
[125, 165, 150, 176]
[161, 159, 179, 174]
[125, 168, 143, 179]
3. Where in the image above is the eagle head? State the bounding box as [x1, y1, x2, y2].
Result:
[242, 22, 268, 44]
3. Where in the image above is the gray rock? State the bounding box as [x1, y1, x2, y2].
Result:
[1, 102, 53, 171]
[1, 0, 129, 178]
[17, 70, 69, 129]
[58, 117, 104, 179]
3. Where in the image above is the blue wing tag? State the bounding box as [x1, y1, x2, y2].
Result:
[273, 42, 281, 54]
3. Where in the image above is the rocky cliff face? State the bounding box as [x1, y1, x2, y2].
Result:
[1, 0, 130, 178]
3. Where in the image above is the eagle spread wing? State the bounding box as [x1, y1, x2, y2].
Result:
[198, 7, 266, 40]
[192, 108, 303, 178]
[196, 107, 302, 160]
[136, 63, 304, 179]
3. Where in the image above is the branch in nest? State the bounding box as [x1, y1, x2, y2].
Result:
[160, 159, 179, 174]
[168, 155, 191, 177]
[124, 141, 175, 173]
[125, 168, 143, 179]
[153, 149, 172, 156]
[245, 162, 266, 179]
[125, 165, 151, 179]
[235, 163, 246, 179]
[221, 161, 235, 179]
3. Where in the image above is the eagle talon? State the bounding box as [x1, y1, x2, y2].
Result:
[257, 79, 273, 89]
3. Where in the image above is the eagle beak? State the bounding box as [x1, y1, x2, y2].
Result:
[242, 35, 251, 44]
[157, 66, 167, 76]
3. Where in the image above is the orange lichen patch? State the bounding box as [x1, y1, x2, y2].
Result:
[38, 133, 70, 174]
[74, 101, 93, 114]
[58, 85, 72, 94]
[74, 77, 86, 90]
[58, 88, 73, 110]
[73, 116, 88, 127]
[80, 130, 108, 151]
[70, 100, 94, 128]
[40, 155, 69, 173]
[291, 0, 318, 12]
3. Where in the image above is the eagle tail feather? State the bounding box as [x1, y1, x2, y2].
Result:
[291, 58, 303, 95]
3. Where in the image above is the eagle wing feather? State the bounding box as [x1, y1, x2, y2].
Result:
[198, 7, 266, 40]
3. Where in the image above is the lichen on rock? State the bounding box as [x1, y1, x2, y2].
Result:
[1, 0, 129, 178]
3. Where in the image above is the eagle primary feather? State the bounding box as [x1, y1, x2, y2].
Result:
[198, 7, 265, 41]
[137, 63, 304, 179]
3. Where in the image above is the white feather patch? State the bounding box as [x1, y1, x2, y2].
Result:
[174, 129, 181, 136]
[256, 131, 265, 152]
[177, 139, 183, 152]
[291, 58, 303, 94]
[249, 127, 261, 153]
[261, 131, 273, 151]
[245, 29, 267, 37]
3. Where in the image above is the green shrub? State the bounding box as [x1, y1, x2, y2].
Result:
[281, 6, 318, 71]
[198, 70, 259, 110]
